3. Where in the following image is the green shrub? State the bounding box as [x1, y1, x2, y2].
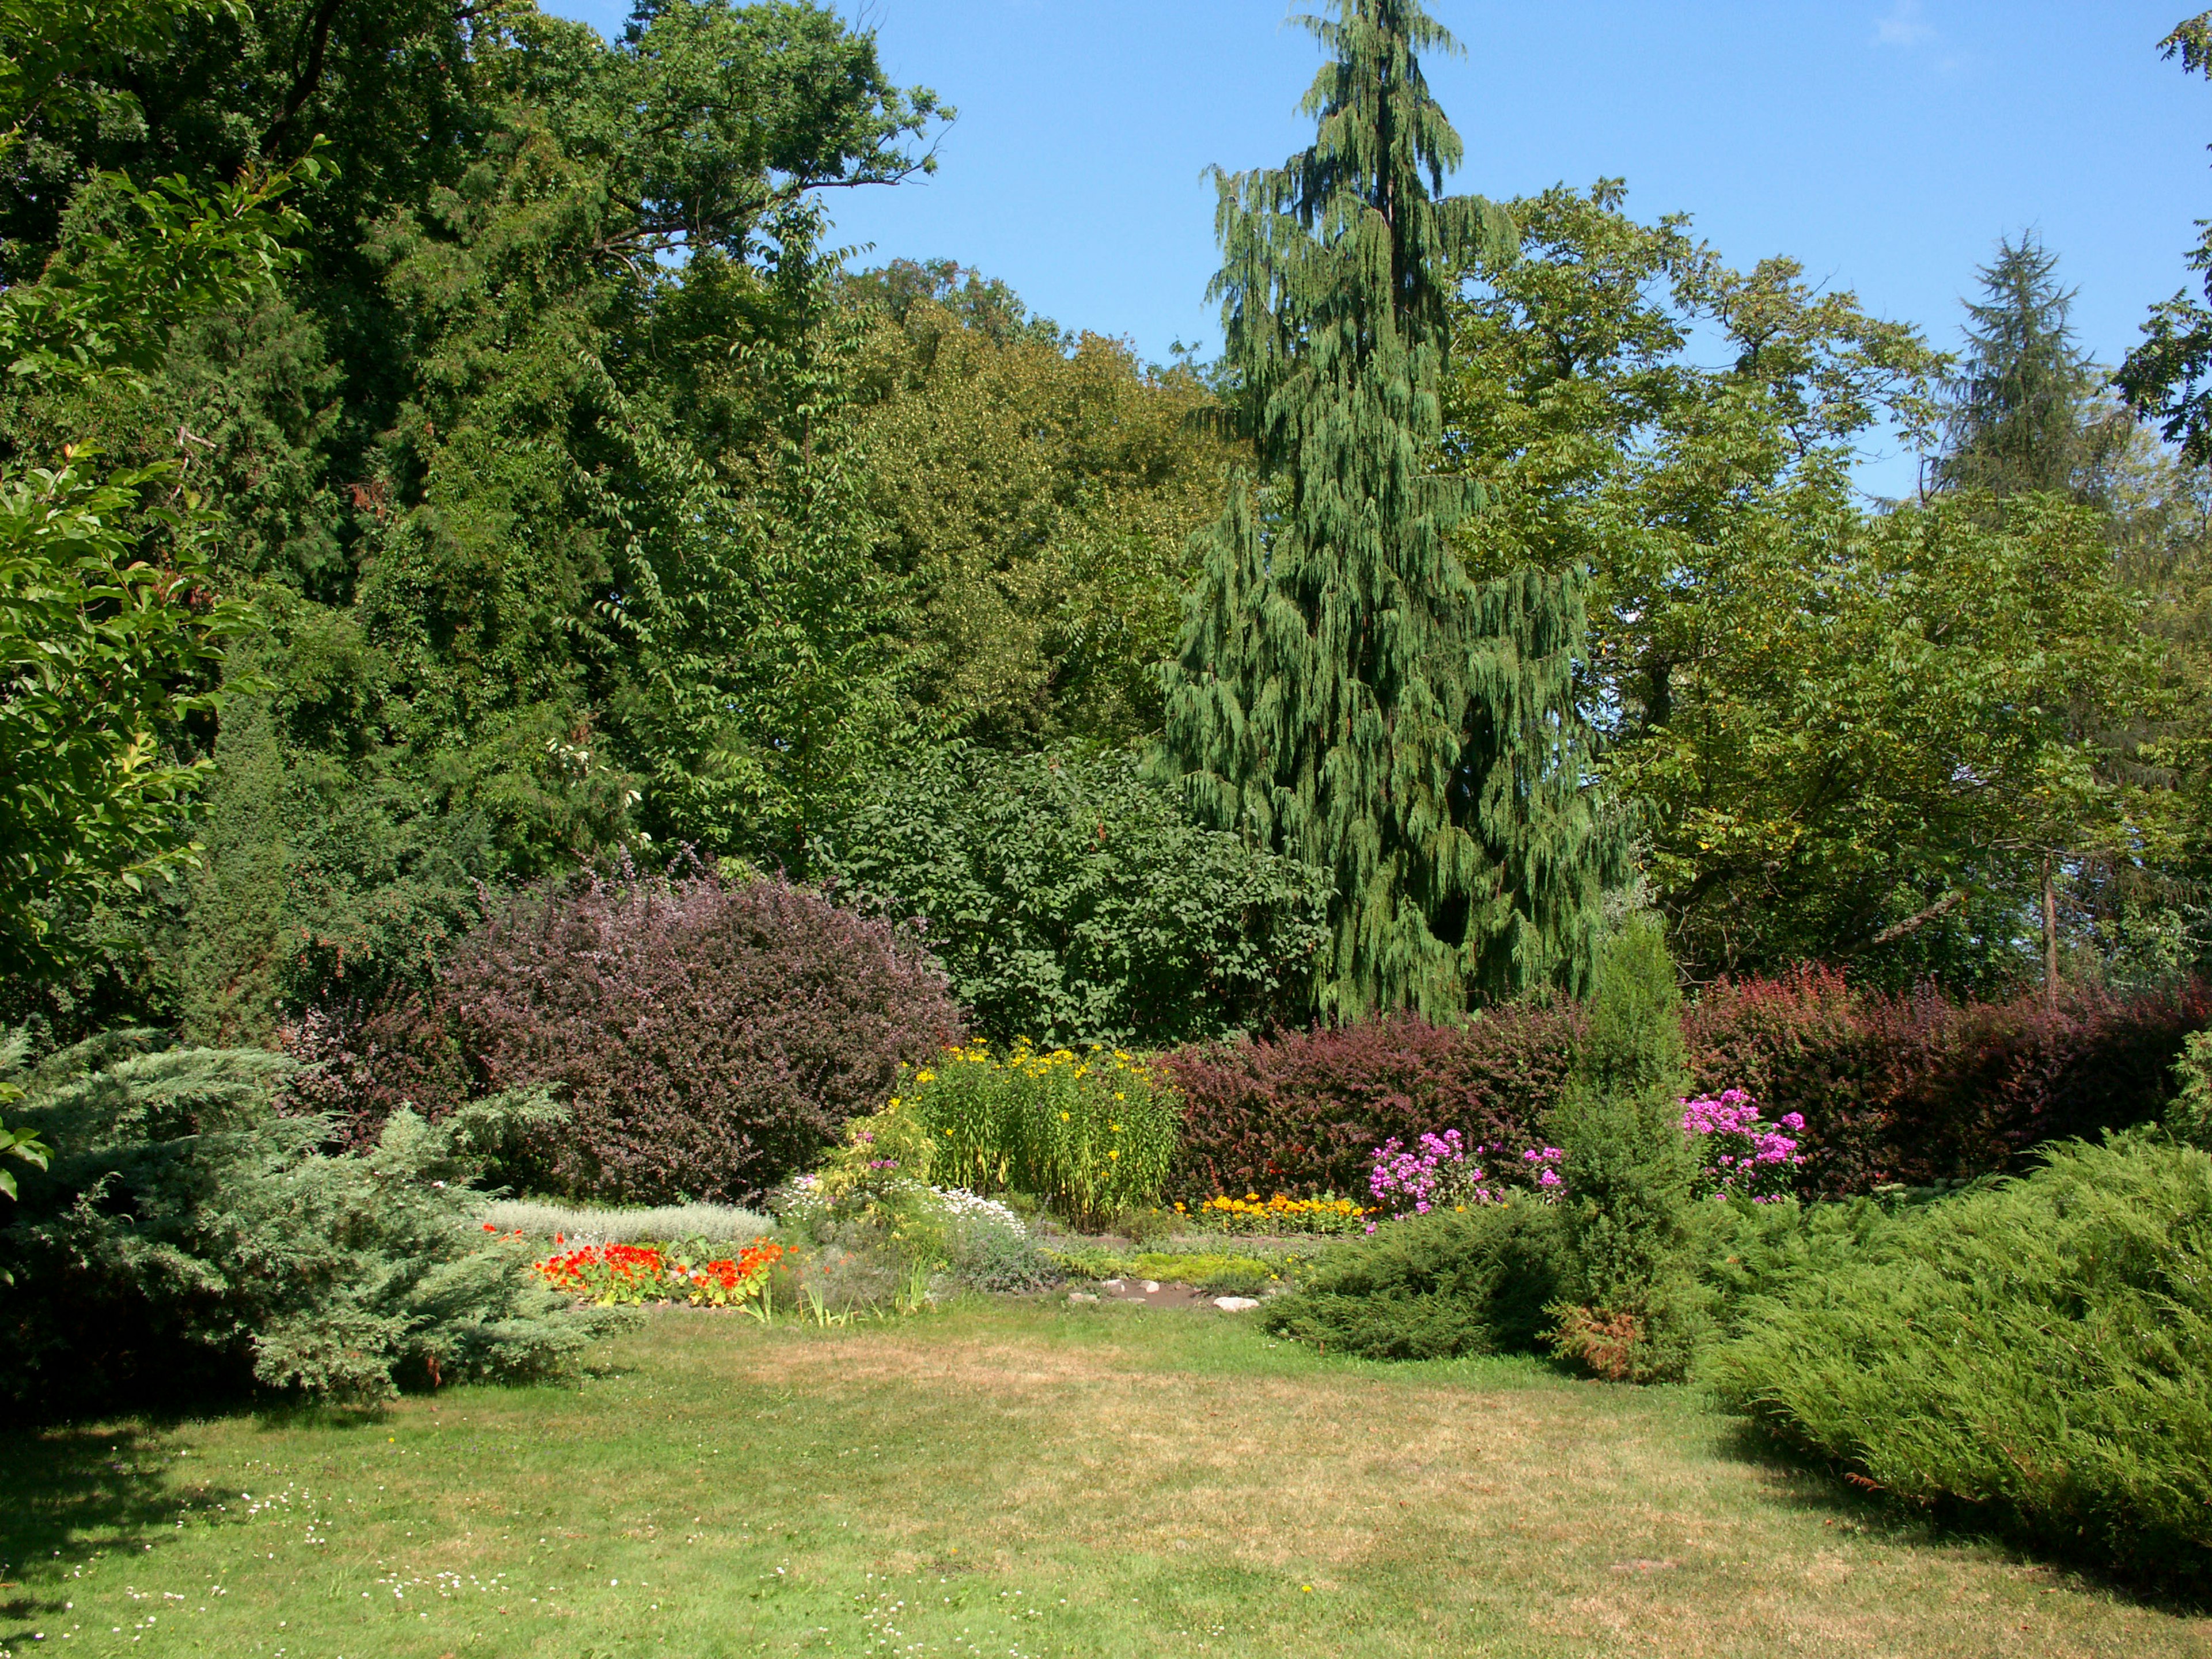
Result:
[815, 744, 1330, 1046]
[1546, 915, 1705, 1382]
[2171, 1027, 2212, 1148]
[0, 1033, 626, 1411]
[1266, 1205, 1567, 1359]
[1713, 1137, 2212, 1586]
[904, 1040, 1179, 1230]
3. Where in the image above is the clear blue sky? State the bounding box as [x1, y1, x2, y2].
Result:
[544, 1, 2212, 486]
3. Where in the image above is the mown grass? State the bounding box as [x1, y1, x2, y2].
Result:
[1, 1302, 2204, 1658]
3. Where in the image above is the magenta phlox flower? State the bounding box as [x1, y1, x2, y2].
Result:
[1679, 1087, 1804, 1202]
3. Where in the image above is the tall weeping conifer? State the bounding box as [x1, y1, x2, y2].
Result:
[1158, 0, 1624, 1022]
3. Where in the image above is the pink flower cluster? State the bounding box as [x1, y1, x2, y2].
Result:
[1680, 1088, 1805, 1202]
[1368, 1130, 1499, 1219]
[1364, 1132, 1571, 1228]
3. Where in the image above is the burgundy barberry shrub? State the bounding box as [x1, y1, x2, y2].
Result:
[1684, 969, 2212, 1194]
[435, 871, 960, 1204]
[1160, 1009, 1582, 1202]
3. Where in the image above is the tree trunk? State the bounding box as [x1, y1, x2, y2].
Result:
[2042, 854, 2059, 1010]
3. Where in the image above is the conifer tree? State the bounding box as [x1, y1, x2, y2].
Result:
[1157, 0, 1623, 1022]
[1937, 233, 2097, 499]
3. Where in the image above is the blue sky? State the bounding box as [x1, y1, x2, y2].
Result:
[545, 1, 2212, 487]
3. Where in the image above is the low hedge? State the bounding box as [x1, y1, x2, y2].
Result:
[1162, 975, 2211, 1200]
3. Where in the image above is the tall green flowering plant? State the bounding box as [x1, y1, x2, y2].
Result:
[900, 1041, 1180, 1230]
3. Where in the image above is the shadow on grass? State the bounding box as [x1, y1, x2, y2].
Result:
[0, 1422, 191, 1631]
[1710, 1415, 2212, 1618]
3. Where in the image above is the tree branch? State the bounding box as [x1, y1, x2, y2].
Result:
[262, 0, 346, 159]
[1861, 888, 1968, 950]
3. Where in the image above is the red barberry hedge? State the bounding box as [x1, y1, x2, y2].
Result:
[1157, 1009, 1583, 1203]
[1162, 973, 2212, 1201]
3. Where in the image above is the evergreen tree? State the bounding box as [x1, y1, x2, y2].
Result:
[1156, 0, 1623, 1022]
[1546, 912, 1704, 1383]
[1937, 233, 2097, 499]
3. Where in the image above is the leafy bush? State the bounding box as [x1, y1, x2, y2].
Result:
[1543, 915, 1707, 1382]
[423, 868, 961, 1205]
[1160, 1007, 1581, 1203]
[1713, 1137, 2212, 1587]
[815, 745, 1330, 1045]
[1266, 1205, 1567, 1359]
[0, 1033, 623, 1411]
[904, 1039, 1180, 1230]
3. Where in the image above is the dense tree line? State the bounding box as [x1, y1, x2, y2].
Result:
[7, 0, 2212, 1055]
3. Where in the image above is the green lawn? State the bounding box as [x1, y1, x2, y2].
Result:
[2, 1302, 2204, 1658]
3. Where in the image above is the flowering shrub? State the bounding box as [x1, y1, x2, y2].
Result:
[1369, 1131, 1500, 1216]
[533, 1238, 787, 1309]
[1182, 1194, 1371, 1236]
[1365, 1135, 1566, 1225]
[900, 1040, 1180, 1231]
[1680, 1089, 1804, 1202]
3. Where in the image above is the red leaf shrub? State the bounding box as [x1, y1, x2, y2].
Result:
[279, 994, 468, 1151]
[291, 871, 961, 1203]
[1158, 1009, 1583, 1203]
[1164, 973, 2212, 1202]
[1685, 968, 2212, 1195]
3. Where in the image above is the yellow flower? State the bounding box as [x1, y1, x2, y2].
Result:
[1060, 1112, 1070, 1121]
[1109, 1150, 1119, 1160]
[1114, 1092, 1126, 1101]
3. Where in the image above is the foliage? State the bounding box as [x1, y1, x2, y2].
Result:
[900, 1039, 1180, 1232]
[816, 744, 1330, 1045]
[0, 1032, 623, 1410]
[1714, 1137, 2212, 1588]
[1683, 965, 2212, 1194]
[1159, 1006, 1581, 1203]
[1544, 914, 1705, 1383]
[2172, 1026, 2212, 1147]
[1444, 183, 2160, 989]
[1266, 1203, 1566, 1359]
[849, 260, 1237, 746]
[1934, 233, 2108, 499]
[1156, 0, 1623, 1023]
[2118, 13, 2212, 465]
[427, 867, 961, 1206]
[0, 1, 957, 1039]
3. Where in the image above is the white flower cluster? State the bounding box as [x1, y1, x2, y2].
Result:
[930, 1187, 1026, 1235]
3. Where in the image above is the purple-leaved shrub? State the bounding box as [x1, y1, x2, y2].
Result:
[434, 870, 961, 1204]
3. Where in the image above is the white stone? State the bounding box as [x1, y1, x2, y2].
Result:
[1067, 1291, 1099, 1304]
[1213, 1296, 1261, 1313]
[1100, 1278, 1124, 1291]
[1141, 1281, 1161, 1293]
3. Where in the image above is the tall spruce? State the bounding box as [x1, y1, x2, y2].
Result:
[1157, 0, 1623, 1022]
[1937, 233, 2097, 499]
